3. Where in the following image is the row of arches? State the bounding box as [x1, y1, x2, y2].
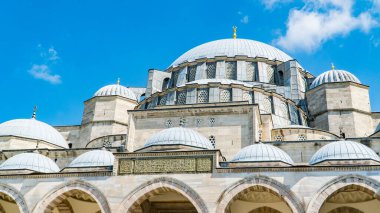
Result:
[0, 174, 379, 213]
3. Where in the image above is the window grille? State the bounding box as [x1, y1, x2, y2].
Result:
[196, 119, 202, 127]
[274, 135, 283, 141]
[159, 95, 167, 105]
[197, 88, 209, 103]
[298, 134, 307, 141]
[277, 103, 288, 118]
[209, 118, 216, 127]
[103, 138, 112, 147]
[188, 65, 197, 82]
[176, 91, 187, 105]
[171, 71, 179, 87]
[267, 65, 275, 84]
[225, 61, 237, 79]
[246, 62, 256, 81]
[242, 91, 252, 104]
[206, 62, 216, 79]
[165, 120, 172, 128]
[260, 97, 272, 113]
[147, 101, 155, 109]
[209, 136, 216, 148]
[220, 89, 231, 102]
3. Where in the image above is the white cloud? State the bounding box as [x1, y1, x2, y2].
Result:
[28, 45, 62, 84]
[48, 47, 59, 61]
[261, 0, 292, 9]
[241, 15, 249, 24]
[275, 0, 379, 52]
[28, 64, 61, 84]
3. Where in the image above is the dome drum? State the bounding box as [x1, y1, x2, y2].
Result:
[138, 80, 306, 127]
[165, 60, 288, 91]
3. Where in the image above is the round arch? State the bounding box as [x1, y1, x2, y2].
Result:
[0, 183, 29, 213]
[216, 175, 304, 213]
[306, 174, 380, 213]
[118, 176, 208, 213]
[32, 180, 111, 213]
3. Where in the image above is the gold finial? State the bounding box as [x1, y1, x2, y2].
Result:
[233, 26, 237, 39]
[117, 78, 120, 85]
[32, 106, 37, 119]
[331, 63, 335, 70]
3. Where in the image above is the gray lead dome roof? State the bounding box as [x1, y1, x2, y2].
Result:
[232, 143, 294, 164]
[0, 153, 60, 173]
[170, 38, 293, 67]
[144, 127, 214, 149]
[310, 69, 361, 89]
[68, 150, 115, 167]
[309, 140, 380, 165]
[0, 118, 68, 148]
[94, 84, 137, 100]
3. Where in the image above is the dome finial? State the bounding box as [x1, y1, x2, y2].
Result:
[233, 26, 237, 39]
[117, 78, 120, 85]
[32, 106, 37, 119]
[331, 63, 335, 70]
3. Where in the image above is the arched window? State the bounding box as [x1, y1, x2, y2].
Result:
[278, 71, 284, 86]
[139, 93, 146, 102]
[162, 78, 170, 91]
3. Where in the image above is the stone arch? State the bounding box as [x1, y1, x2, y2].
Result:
[306, 174, 380, 213]
[249, 206, 281, 213]
[32, 180, 111, 213]
[118, 176, 208, 213]
[216, 175, 304, 213]
[327, 206, 364, 213]
[0, 183, 29, 213]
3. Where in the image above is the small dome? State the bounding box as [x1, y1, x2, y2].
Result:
[0, 153, 60, 173]
[94, 84, 137, 100]
[144, 127, 213, 149]
[68, 150, 115, 167]
[232, 143, 294, 164]
[309, 140, 380, 165]
[0, 119, 68, 148]
[171, 38, 292, 67]
[310, 69, 361, 89]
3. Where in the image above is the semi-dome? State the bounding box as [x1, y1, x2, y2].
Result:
[170, 38, 293, 67]
[232, 143, 294, 164]
[309, 140, 380, 165]
[0, 118, 68, 148]
[68, 150, 115, 167]
[94, 84, 137, 101]
[0, 153, 60, 173]
[144, 127, 213, 149]
[310, 69, 361, 89]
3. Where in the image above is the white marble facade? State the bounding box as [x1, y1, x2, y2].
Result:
[0, 38, 379, 213]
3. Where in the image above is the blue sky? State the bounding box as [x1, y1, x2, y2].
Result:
[0, 0, 380, 125]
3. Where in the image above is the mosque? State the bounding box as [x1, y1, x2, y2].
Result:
[0, 28, 380, 213]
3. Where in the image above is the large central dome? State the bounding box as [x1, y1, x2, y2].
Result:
[170, 38, 293, 67]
